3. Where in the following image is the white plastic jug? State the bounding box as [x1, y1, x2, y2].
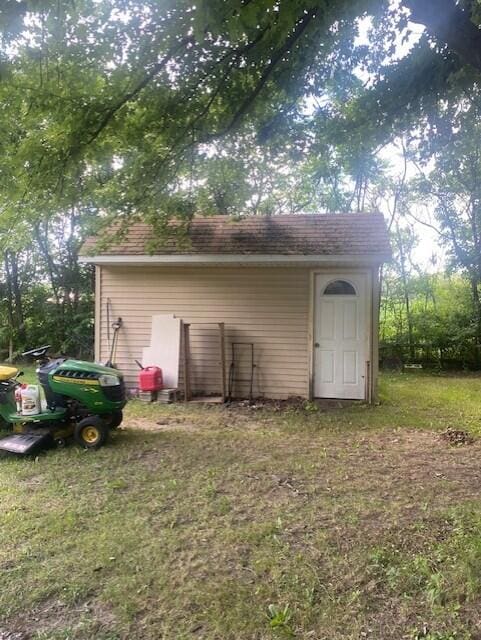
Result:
[20, 385, 41, 416]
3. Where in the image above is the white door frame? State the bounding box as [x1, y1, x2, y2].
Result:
[308, 269, 372, 400]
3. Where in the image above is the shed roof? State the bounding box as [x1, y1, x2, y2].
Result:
[81, 213, 391, 260]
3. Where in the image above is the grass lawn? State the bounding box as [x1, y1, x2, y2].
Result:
[1, 372, 481, 640]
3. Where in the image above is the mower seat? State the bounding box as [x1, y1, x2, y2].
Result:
[0, 366, 18, 381]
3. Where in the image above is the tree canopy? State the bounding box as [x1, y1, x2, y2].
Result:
[3, 1, 481, 361]
[1, 0, 481, 229]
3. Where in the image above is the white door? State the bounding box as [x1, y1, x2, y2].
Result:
[313, 273, 367, 400]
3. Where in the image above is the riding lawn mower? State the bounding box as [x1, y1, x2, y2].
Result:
[0, 345, 127, 455]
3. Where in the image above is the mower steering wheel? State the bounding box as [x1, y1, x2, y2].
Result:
[21, 345, 51, 359]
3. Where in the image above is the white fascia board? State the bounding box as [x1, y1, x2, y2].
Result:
[79, 253, 389, 266]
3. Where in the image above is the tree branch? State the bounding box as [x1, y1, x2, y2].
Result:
[185, 26, 270, 136]
[84, 35, 194, 147]
[403, 0, 481, 72]
[128, 10, 318, 205]
[404, 209, 443, 236]
[211, 7, 318, 138]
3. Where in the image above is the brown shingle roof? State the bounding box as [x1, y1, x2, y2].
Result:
[81, 213, 391, 257]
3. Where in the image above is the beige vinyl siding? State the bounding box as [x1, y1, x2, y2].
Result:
[98, 266, 310, 399]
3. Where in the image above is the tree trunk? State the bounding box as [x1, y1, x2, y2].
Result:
[4, 251, 26, 345]
[396, 231, 415, 359]
[34, 221, 65, 343]
[470, 276, 481, 367]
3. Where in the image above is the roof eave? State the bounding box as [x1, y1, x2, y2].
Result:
[79, 253, 391, 266]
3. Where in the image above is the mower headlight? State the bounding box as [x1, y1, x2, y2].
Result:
[98, 374, 120, 387]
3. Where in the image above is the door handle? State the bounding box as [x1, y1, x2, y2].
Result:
[314, 342, 320, 348]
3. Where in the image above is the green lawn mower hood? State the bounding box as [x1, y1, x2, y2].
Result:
[42, 359, 126, 413]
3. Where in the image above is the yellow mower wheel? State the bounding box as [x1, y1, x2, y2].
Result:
[74, 416, 108, 450]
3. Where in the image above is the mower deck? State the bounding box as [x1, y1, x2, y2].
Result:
[0, 408, 72, 455]
[0, 432, 53, 455]
[9, 408, 67, 423]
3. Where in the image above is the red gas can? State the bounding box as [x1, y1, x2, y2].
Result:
[139, 366, 163, 392]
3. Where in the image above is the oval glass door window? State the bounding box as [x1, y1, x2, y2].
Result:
[323, 280, 356, 295]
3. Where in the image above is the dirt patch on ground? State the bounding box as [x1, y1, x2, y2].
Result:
[190, 426, 481, 555]
[0, 631, 25, 640]
[314, 429, 481, 545]
[355, 429, 481, 490]
[2, 597, 117, 640]
[124, 417, 200, 432]
[125, 397, 359, 432]
[224, 396, 358, 413]
[125, 414, 481, 510]
[321, 430, 481, 500]
[124, 411, 272, 432]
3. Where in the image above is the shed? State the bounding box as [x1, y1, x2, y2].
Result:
[80, 213, 391, 401]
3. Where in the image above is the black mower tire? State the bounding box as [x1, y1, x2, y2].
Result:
[104, 410, 123, 429]
[74, 416, 108, 450]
